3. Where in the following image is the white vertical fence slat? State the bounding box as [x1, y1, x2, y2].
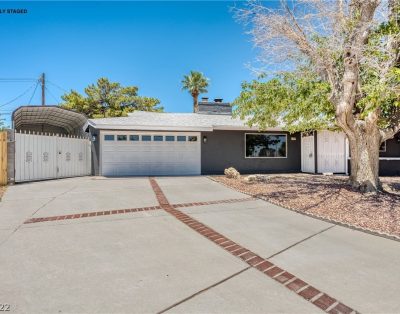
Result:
[15, 132, 91, 182]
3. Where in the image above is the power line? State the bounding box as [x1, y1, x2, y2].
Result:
[47, 80, 67, 93]
[0, 76, 67, 110]
[0, 78, 37, 82]
[45, 86, 60, 104]
[0, 82, 38, 108]
[28, 81, 40, 105]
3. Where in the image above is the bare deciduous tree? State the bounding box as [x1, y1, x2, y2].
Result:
[235, 0, 400, 192]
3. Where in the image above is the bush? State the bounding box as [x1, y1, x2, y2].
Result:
[224, 167, 240, 179]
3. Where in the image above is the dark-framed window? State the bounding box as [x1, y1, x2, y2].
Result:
[154, 135, 163, 141]
[117, 135, 127, 141]
[130, 135, 139, 141]
[177, 136, 186, 142]
[165, 136, 175, 142]
[245, 134, 287, 158]
[104, 135, 115, 141]
[142, 135, 151, 141]
[188, 136, 198, 142]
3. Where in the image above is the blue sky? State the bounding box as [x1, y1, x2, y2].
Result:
[0, 1, 278, 126]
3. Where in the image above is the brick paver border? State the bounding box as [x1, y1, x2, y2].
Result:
[172, 197, 253, 208]
[149, 177, 357, 314]
[24, 206, 163, 224]
[23, 197, 254, 224]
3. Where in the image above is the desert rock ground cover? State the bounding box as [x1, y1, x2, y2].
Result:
[214, 174, 400, 239]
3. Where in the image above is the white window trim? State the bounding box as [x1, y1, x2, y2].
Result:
[244, 133, 288, 159]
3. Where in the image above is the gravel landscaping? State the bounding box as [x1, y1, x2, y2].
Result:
[213, 174, 400, 239]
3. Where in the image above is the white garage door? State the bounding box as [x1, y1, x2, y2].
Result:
[100, 131, 201, 176]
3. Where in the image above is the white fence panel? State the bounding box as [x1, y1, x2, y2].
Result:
[317, 130, 346, 173]
[15, 131, 91, 182]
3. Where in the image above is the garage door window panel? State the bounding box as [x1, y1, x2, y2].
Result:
[142, 135, 151, 141]
[104, 135, 115, 141]
[117, 135, 127, 141]
[130, 135, 139, 141]
[166, 136, 175, 141]
[245, 134, 287, 158]
[188, 136, 198, 142]
[154, 136, 163, 141]
[177, 136, 186, 142]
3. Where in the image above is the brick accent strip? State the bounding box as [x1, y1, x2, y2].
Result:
[24, 206, 162, 224]
[172, 197, 253, 208]
[149, 178, 357, 314]
[23, 197, 254, 225]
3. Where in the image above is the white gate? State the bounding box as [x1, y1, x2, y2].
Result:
[15, 131, 91, 182]
[301, 132, 315, 173]
[317, 130, 346, 173]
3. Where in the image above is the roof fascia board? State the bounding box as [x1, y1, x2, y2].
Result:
[87, 122, 283, 132]
[212, 125, 283, 131]
[91, 124, 212, 132]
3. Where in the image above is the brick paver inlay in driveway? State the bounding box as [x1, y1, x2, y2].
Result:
[23, 197, 253, 224]
[149, 177, 357, 314]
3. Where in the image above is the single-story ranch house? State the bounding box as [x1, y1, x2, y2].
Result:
[87, 98, 400, 177]
[8, 101, 400, 183]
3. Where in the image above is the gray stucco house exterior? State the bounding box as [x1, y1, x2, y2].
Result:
[87, 100, 301, 176]
[87, 98, 400, 177]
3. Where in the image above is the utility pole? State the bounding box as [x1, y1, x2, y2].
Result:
[40, 73, 45, 106]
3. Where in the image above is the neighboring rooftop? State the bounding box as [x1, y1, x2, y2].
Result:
[88, 110, 282, 131]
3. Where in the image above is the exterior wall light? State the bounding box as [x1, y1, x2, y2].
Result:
[91, 135, 97, 142]
[203, 136, 207, 143]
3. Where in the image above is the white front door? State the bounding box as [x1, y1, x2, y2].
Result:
[317, 131, 346, 173]
[301, 133, 315, 173]
[100, 131, 201, 176]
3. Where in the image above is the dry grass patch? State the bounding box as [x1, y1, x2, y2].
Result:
[214, 174, 400, 239]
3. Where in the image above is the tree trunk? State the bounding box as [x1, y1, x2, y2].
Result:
[192, 93, 199, 113]
[347, 125, 381, 193]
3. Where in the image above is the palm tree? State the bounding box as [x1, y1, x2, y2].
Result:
[181, 71, 209, 113]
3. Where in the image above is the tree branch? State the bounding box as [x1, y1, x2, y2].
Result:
[381, 123, 400, 142]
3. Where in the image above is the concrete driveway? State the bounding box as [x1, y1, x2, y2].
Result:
[0, 176, 399, 314]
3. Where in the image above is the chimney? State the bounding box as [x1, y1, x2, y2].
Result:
[197, 98, 231, 115]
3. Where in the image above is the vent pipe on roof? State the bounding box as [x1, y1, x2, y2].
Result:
[214, 98, 223, 103]
[201, 97, 209, 102]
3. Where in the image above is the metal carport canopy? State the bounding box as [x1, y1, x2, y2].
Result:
[12, 106, 87, 134]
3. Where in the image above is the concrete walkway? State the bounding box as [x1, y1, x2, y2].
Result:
[0, 176, 399, 313]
